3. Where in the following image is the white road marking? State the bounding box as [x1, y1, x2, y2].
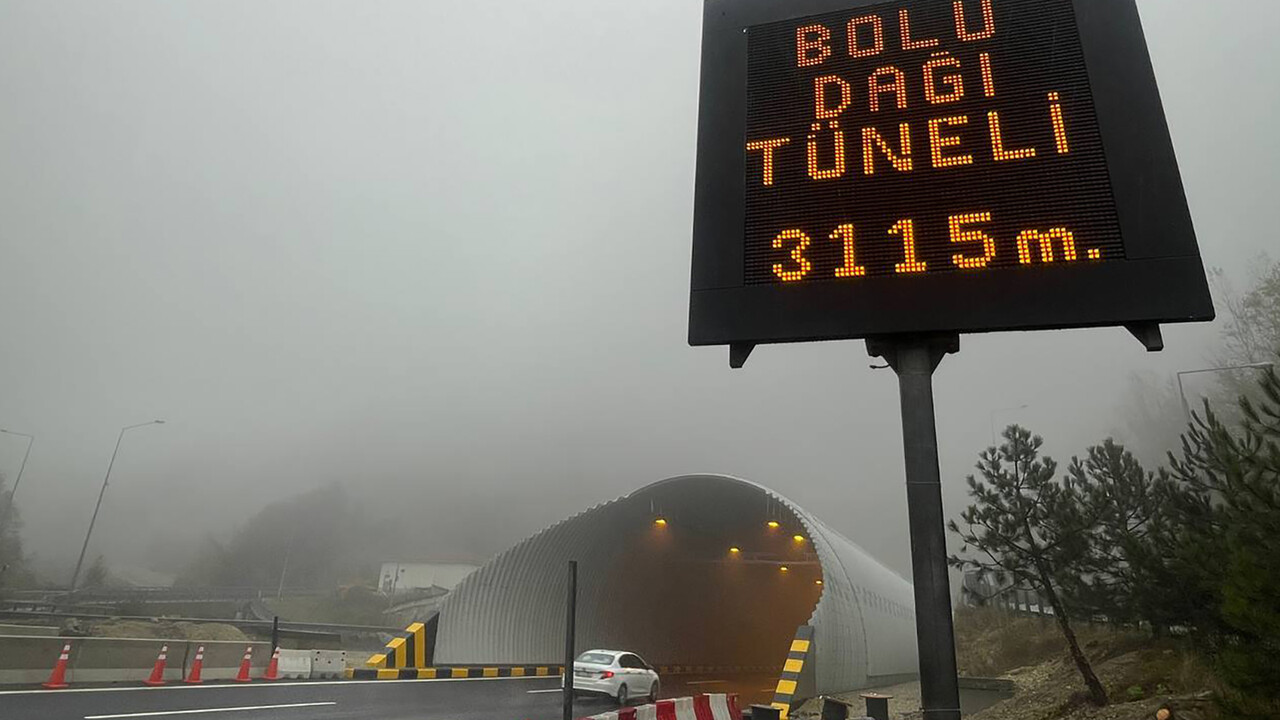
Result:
[685, 680, 726, 686]
[84, 702, 336, 719]
[526, 688, 564, 694]
[0, 674, 556, 697]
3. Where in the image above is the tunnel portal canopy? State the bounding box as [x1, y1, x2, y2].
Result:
[433, 474, 918, 693]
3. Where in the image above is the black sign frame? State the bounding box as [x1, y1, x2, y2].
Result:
[689, 0, 1213, 348]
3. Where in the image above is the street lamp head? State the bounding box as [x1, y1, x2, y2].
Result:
[153, 420, 166, 425]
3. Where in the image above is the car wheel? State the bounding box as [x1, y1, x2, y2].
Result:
[648, 680, 659, 703]
[616, 683, 629, 706]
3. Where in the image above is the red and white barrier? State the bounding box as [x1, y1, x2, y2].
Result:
[579, 694, 739, 720]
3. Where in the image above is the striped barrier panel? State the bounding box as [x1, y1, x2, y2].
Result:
[578, 693, 739, 720]
[348, 664, 564, 680]
[365, 621, 427, 671]
[770, 626, 815, 719]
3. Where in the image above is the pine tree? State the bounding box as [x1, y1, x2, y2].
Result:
[948, 425, 1108, 706]
[1167, 366, 1280, 717]
[1064, 439, 1183, 635]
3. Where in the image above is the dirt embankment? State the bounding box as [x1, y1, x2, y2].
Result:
[803, 609, 1220, 720]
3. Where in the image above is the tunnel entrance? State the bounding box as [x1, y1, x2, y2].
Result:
[426, 474, 918, 696]
[581, 478, 821, 670]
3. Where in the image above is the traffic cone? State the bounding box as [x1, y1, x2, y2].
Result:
[263, 646, 281, 681]
[234, 646, 254, 682]
[42, 643, 72, 689]
[185, 645, 205, 684]
[144, 644, 169, 686]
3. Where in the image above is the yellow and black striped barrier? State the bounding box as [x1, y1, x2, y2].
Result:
[770, 625, 815, 719]
[355, 621, 564, 680]
[364, 622, 428, 671]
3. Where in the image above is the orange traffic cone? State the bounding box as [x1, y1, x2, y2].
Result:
[234, 646, 253, 682]
[263, 646, 281, 681]
[144, 644, 169, 686]
[184, 645, 205, 684]
[42, 643, 72, 689]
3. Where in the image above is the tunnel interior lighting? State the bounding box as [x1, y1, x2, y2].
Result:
[793, 535, 805, 543]
[654, 517, 667, 527]
[779, 566, 789, 573]
[729, 546, 741, 554]
[815, 579, 823, 585]
[767, 520, 780, 529]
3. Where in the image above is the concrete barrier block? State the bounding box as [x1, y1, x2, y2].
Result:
[276, 649, 311, 679]
[311, 650, 346, 679]
[191, 642, 273, 682]
[0, 636, 70, 685]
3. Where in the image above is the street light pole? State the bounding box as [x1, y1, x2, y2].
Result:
[1176, 363, 1274, 420]
[68, 420, 165, 592]
[0, 430, 34, 536]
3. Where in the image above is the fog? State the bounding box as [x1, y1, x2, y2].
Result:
[0, 0, 1275, 584]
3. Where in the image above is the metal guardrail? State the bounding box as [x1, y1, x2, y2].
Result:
[4, 586, 329, 604]
[0, 609, 403, 636]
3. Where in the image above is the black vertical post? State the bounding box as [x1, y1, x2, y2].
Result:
[563, 560, 577, 720]
[869, 334, 962, 720]
[271, 616, 280, 652]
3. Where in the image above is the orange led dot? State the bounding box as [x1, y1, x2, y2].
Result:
[899, 8, 939, 50]
[928, 116, 973, 169]
[923, 53, 964, 105]
[795, 24, 832, 67]
[1049, 92, 1070, 154]
[890, 218, 927, 274]
[861, 124, 913, 176]
[806, 121, 846, 180]
[1088, 248, 1101, 260]
[954, 0, 996, 42]
[979, 52, 996, 97]
[772, 229, 813, 282]
[949, 211, 995, 269]
[846, 15, 884, 58]
[988, 111, 1037, 162]
[1017, 228, 1078, 264]
[830, 224, 867, 278]
[746, 138, 791, 187]
[868, 66, 907, 113]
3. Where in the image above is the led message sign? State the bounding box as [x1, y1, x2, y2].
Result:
[690, 0, 1212, 349]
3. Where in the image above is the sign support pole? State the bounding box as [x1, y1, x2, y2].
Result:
[868, 334, 962, 720]
[563, 560, 577, 720]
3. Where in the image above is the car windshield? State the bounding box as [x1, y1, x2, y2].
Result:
[576, 652, 616, 666]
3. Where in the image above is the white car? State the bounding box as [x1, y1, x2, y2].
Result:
[566, 649, 660, 706]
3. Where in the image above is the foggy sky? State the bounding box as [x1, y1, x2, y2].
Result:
[0, 0, 1276, 582]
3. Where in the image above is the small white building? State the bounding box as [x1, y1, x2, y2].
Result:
[379, 562, 479, 595]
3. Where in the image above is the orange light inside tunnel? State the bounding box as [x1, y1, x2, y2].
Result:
[767, 521, 780, 529]
[780, 566, 789, 573]
[793, 535, 805, 543]
[654, 517, 667, 527]
[815, 579, 823, 585]
[729, 547, 741, 554]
